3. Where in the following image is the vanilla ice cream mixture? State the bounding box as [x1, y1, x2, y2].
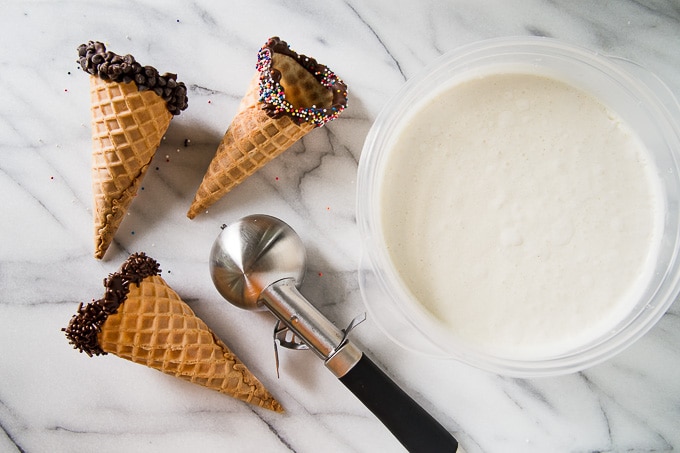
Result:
[380, 73, 664, 359]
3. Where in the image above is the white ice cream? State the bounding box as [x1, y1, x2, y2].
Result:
[380, 73, 664, 359]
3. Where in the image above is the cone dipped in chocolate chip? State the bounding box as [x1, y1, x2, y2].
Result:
[77, 41, 188, 258]
[187, 37, 348, 219]
[63, 252, 283, 412]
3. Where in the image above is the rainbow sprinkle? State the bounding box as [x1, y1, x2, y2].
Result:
[256, 37, 348, 128]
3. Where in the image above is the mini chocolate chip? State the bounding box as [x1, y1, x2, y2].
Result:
[77, 41, 188, 114]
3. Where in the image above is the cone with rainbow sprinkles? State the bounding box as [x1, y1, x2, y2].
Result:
[77, 41, 188, 259]
[63, 252, 283, 412]
[187, 37, 348, 219]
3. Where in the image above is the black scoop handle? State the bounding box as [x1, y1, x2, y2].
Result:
[339, 354, 458, 452]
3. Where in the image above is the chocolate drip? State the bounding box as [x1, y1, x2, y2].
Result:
[62, 252, 161, 356]
[77, 41, 188, 115]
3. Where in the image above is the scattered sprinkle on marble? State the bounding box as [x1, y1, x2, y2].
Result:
[184, 138, 191, 147]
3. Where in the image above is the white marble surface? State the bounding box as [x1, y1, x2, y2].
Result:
[1, 1, 680, 452]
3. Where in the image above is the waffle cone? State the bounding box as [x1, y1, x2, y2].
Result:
[187, 36, 348, 219]
[89, 76, 173, 258]
[187, 75, 315, 219]
[98, 274, 283, 412]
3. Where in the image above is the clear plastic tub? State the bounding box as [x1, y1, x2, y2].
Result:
[356, 37, 680, 377]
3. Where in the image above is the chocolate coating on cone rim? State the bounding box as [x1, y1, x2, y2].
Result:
[62, 252, 161, 356]
[257, 36, 348, 127]
[77, 41, 188, 115]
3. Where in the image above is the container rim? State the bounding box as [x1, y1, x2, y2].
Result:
[356, 36, 680, 377]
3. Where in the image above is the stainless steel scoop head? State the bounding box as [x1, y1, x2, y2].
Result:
[209, 214, 305, 311]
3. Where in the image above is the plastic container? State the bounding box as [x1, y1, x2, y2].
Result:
[356, 37, 680, 377]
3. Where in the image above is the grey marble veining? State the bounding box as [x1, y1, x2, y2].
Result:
[1, 1, 680, 452]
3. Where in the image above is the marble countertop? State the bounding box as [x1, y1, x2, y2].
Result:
[2, 1, 680, 452]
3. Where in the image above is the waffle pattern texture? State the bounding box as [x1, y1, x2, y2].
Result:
[187, 94, 313, 218]
[99, 274, 283, 412]
[89, 77, 172, 258]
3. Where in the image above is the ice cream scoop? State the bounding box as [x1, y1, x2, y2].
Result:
[209, 214, 459, 452]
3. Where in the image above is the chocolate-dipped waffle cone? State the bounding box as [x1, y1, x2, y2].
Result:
[78, 41, 188, 258]
[187, 37, 348, 219]
[63, 253, 283, 412]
